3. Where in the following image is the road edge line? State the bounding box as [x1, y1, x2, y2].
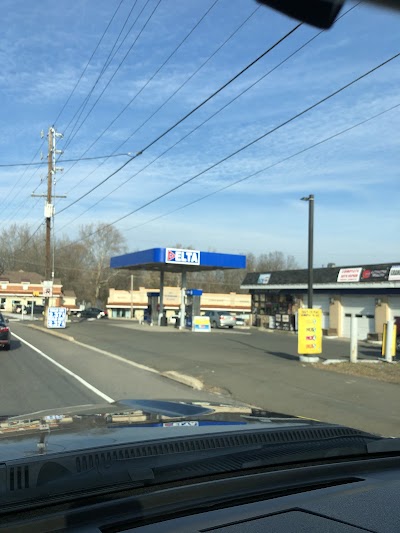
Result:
[72, 340, 204, 391]
[11, 331, 114, 403]
[20, 324, 206, 392]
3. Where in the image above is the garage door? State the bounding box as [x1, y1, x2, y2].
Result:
[342, 296, 375, 340]
[389, 297, 400, 321]
[303, 294, 330, 330]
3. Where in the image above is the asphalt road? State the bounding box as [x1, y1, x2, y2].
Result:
[0, 322, 221, 417]
[30, 318, 398, 437]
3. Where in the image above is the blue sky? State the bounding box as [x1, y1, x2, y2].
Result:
[1, 0, 399, 268]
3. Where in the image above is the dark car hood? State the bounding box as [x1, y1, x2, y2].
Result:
[0, 399, 325, 461]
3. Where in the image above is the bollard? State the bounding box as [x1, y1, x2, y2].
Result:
[350, 314, 358, 363]
[385, 319, 394, 363]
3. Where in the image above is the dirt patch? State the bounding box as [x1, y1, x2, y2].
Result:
[314, 360, 400, 384]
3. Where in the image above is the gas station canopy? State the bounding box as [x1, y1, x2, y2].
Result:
[110, 247, 246, 273]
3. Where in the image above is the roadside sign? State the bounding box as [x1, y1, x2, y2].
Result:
[382, 323, 397, 357]
[47, 307, 67, 329]
[43, 280, 53, 297]
[297, 309, 322, 355]
[192, 316, 211, 332]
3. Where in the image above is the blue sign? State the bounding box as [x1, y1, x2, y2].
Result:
[47, 307, 67, 329]
[166, 248, 200, 265]
[186, 289, 203, 296]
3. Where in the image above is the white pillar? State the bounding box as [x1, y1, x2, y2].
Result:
[350, 314, 358, 363]
[385, 319, 394, 363]
[158, 271, 165, 325]
[179, 271, 187, 330]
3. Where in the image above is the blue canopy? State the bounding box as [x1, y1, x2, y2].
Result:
[110, 247, 246, 273]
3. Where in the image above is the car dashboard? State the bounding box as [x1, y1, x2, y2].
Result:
[1, 454, 399, 532]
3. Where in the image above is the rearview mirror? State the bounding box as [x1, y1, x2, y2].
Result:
[256, 0, 345, 29]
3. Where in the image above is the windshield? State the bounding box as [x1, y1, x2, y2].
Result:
[0, 0, 399, 445]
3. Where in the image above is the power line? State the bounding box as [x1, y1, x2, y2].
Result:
[124, 101, 400, 232]
[59, 0, 139, 147]
[0, 152, 132, 168]
[53, 0, 126, 128]
[66, 48, 400, 240]
[58, 1, 360, 227]
[63, 0, 222, 193]
[56, 22, 303, 217]
[60, 0, 160, 158]
[0, 141, 44, 209]
[62, 3, 261, 201]
[0, 1, 127, 223]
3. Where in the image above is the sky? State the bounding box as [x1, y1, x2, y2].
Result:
[0, 0, 399, 269]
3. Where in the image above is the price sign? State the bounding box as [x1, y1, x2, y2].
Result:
[47, 307, 67, 329]
[297, 308, 322, 355]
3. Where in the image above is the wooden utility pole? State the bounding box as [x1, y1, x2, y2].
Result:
[31, 127, 66, 323]
[45, 127, 54, 284]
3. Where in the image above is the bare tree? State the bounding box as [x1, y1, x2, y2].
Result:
[78, 224, 126, 305]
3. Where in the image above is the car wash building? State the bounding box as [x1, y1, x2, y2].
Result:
[241, 263, 400, 340]
[110, 247, 246, 328]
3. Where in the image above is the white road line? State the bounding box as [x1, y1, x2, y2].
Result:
[11, 332, 115, 403]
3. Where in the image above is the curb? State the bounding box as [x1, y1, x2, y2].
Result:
[162, 371, 204, 391]
[27, 324, 75, 342]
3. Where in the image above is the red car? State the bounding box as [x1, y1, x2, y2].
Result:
[0, 314, 11, 351]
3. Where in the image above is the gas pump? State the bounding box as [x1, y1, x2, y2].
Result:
[146, 292, 160, 325]
[185, 289, 202, 328]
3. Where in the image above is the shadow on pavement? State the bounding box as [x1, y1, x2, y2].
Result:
[8, 340, 21, 351]
[227, 338, 268, 353]
[265, 351, 299, 361]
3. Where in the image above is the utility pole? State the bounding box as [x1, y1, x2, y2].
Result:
[45, 127, 53, 286]
[301, 194, 314, 309]
[32, 126, 65, 324]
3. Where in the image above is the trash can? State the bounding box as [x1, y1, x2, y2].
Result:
[174, 317, 180, 328]
[161, 315, 168, 326]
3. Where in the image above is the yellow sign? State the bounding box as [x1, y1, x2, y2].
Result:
[192, 316, 211, 332]
[381, 323, 397, 357]
[298, 308, 322, 355]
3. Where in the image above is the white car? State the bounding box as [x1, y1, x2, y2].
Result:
[202, 311, 236, 329]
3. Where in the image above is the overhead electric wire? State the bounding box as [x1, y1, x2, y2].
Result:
[58, 48, 400, 246]
[9, 221, 45, 257]
[58, 1, 360, 227]
[56, 22, 303, 217]
[63, 0, 222, 191]
[62, 3, 261, 199]
[53, 0, 126, 128]
[125, 101, 400, 232]
[60, 0, 160, 158]
[0, 152, 132, 168]
[60, 0, 141, 149]
[0, 142, 44, 211]
[1, 1, 127, 223]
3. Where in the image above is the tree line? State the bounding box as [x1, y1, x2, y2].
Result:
[0, 224, 299, 305]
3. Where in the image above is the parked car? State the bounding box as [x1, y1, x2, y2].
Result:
[395, 317, 400, 354]
[0, 315, 10, 350]
[202, 310, 236, 329]
[25, 304, 45, 315]
[77, 307, 108, 319]
[234, 315, 246, 326]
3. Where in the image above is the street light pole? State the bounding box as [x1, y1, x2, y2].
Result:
[301, 194, 314, 309]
